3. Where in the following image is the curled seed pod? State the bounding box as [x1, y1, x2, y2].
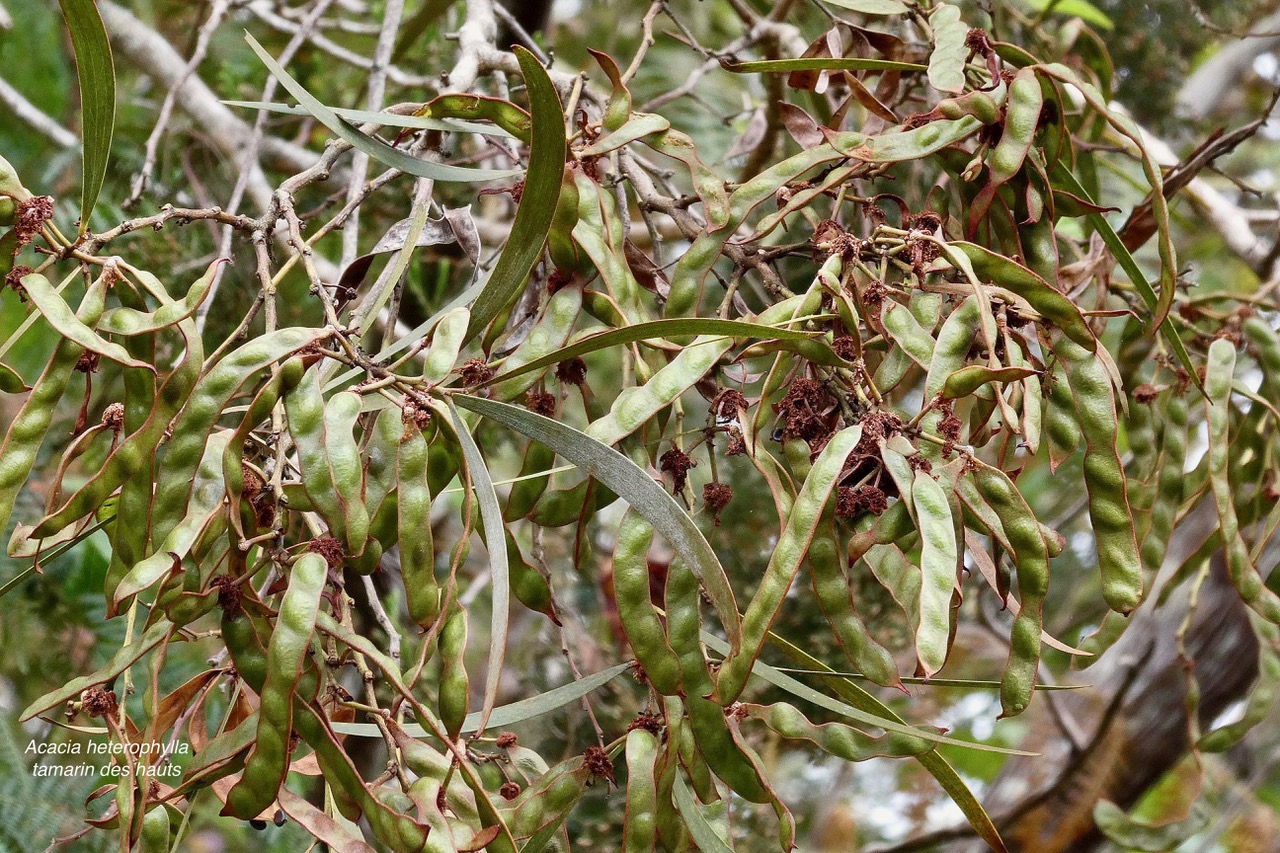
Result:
[972, 463, 1051, 718]
[1205, 338, 1280, 624]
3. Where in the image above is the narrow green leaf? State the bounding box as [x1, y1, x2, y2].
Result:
[332, 662, 633, 739]
[466, 47, 567, 340]
[756, 633, 1011, 853]
[722, 57, 925, 74]
[58, 0, 115, 232]
[21, 620, 172, 721]
[446, 400, 510, 736]
[483, 318, 820, 387]
[823, 0, 910, 14]
[701, 633, 1029, 755]
[243, 33, 520, 183]
[672, 775, 734, 853]
[222, 100, 514, 137]
[1048, 113, 1196, 385]
[454, 395, 742, 653]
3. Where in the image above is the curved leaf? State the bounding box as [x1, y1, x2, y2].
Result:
[454, 395, 742, 652]
[58, 0, 115, 231]
[483, 317, 820, 387]
[465, 47, 567, 340]
[244, 33, 520, 183]
[446, 400, 510, 735]
[331, 662, 633, 739]
[723, 57, 926, 74]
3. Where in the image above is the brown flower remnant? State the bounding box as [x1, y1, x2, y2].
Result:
[457, 358, 494, 387]
[81, 686, 118, 719]
[555, 357, 588, 386]
[213, 575, 243, 617]
[14, 195, 53, 246]
[724, 428, 747, 457]
[774, 378, 835, 444]
[1133, 384, 1160, 404]
[307, 536, 347, 569]
[628, 710, 663, 735]
[583, 745, 615, 782]
[499, 782, 521, 800]
[402, 398, 432, 429]
[75, 351, 100, 374]
[496, 732, 518, 748]
[832, 336, 859, 361]
[835, 484, 888, 519]
[525, 390, 556, 416]
[4, 264, 32, 299]
[703, 482, 733, 525]
[907, 454, 933, 474]
[712, 388, 749, 421]
[659, 448, 697, 492]
[101, 402, 125, 432]
[856, 410, 904, 453]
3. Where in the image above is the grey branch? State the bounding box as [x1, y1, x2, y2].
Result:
[0, 77, 78, 149]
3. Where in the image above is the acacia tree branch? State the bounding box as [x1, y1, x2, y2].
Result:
[125, 0, 235, 207]
[1175, 9, 1280, 119]
[0, 76, 78, 149]
[98, 0, 330, 196]
[340, 0, 407, 268]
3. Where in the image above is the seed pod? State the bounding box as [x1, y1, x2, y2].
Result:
[0, 277, 108, 539]
[623, 728, 660, 853]
[223, 552, 327, 820]
[399, 421, 439, 627]
[438, 601, 470, 740]
[1205, 338, 1280, 624]
[1057, 338, 1142, 614]
[613, 510, 683, 695]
